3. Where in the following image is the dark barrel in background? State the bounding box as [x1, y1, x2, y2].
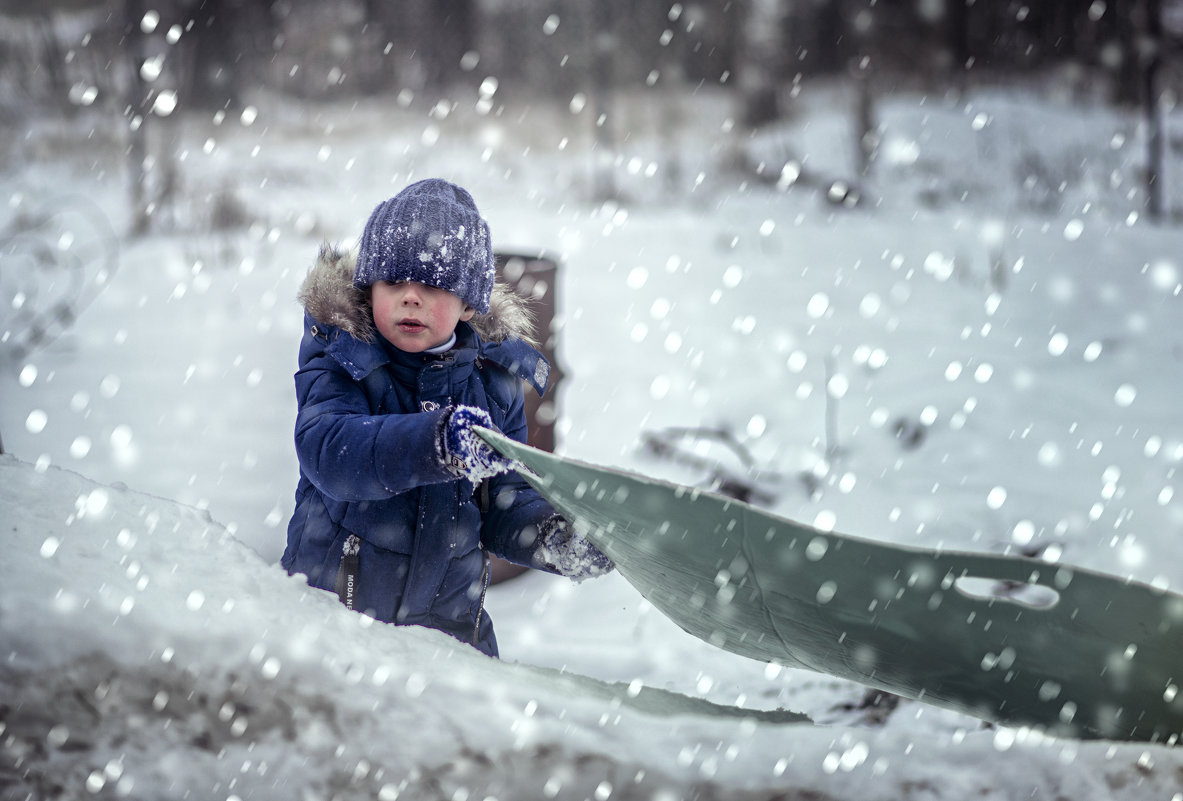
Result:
[491, 250, 565, 582]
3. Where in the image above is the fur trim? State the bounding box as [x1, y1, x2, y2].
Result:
[475, 284, 538, 346]
[299, 244, 375, 342]
[299, 243, 537, 346]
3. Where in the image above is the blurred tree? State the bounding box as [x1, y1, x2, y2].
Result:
[812, 0, 856, 74]
[356, 0, 395, 93]
[121, 0, 151, 236]
[406, 0, 478, 90]
[0, 0, 106, 13]
[0, 0, 110, 113]
[737, 0, 786, 126]
[946, 0, 972, 73]
[674, 1, 742, 85]
[184, 0, 273, 110]
[269, 0, 361, 98]
[1140, 0, 1166, 219]
[589, 0, 618, 201]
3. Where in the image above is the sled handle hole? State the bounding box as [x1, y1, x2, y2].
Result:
[953, 576, 1061, 610]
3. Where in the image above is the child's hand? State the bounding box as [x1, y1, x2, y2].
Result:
[441, 405, 517, 482]
[534, 516, 615, 581]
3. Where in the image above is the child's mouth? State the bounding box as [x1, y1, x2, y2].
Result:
[398, 319, 426, 333]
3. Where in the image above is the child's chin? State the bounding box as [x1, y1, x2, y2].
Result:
[380, 328, 428, 352]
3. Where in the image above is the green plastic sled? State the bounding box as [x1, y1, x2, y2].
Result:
[480, 428, 1183, 742]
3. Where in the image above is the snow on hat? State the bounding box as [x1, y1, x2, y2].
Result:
[353, 178, 495, 314]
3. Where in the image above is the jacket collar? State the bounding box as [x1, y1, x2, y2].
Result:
[322, 318, 549, 396]
[480, 337, 550, 396]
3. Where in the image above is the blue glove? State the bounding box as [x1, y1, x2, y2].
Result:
[441, 405, 516, 482]
[533, 515, 614, 582]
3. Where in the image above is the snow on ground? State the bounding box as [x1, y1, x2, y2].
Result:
[3, 80, 1183, 798]
[4, 458, 1182, 800]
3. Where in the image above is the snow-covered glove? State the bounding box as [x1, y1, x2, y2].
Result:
[441, 405, 516, 483]
[533, 515, 614, 582]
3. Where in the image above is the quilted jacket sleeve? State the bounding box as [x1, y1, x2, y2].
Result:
[293, 354, 456, 502]
[476, 370, 563, 569]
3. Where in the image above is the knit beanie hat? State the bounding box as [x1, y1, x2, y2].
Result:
[353, 178, 495, 314]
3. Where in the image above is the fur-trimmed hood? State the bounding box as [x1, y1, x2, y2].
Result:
[298, 243, 537, 346]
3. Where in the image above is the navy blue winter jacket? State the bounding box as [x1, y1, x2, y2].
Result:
[281, 246, 557, 656]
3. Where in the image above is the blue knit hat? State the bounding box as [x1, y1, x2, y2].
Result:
[353, 178, 495, 314]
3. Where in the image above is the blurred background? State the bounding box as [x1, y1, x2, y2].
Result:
[3, 1, 1183, 225]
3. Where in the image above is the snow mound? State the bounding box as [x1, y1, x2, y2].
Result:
[3, 456, 1181, 800]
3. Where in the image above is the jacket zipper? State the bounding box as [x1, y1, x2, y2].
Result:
[336, 534, 361, 610]
[472, 550, 492, 645]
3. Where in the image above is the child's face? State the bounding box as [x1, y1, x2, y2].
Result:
[371, 280, 475, 352]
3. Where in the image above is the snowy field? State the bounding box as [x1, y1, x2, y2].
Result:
[3, 80, 1183, 798]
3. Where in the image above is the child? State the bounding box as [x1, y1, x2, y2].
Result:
[281, 178, 612, 657]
